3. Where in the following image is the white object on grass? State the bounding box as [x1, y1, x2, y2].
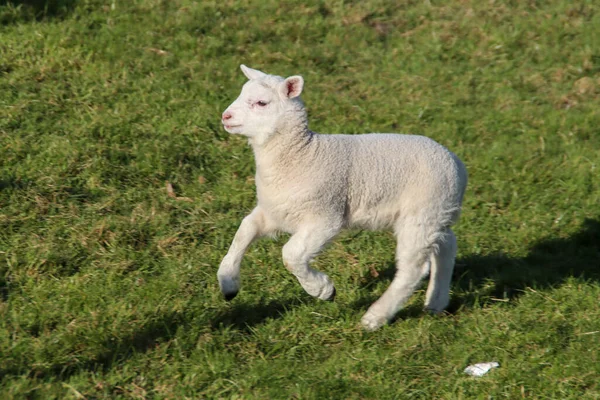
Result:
[464, 362, 500, 377]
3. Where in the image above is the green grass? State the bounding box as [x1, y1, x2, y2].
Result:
[1, 0, 599, 398]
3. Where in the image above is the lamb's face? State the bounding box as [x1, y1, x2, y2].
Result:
[222, 65, 304, 144]
[222, 79, 282, 137]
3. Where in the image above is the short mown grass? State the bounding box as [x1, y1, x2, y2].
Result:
[1, 0, 599, 398]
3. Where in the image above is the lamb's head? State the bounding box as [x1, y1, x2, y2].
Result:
[222, 65, 306, 144]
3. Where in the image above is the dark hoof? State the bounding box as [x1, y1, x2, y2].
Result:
[326, 287, 336, 302]
[224, 291, 238, 301]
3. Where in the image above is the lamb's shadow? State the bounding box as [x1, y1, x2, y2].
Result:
[211, 296, 306, 333]
[449, 217, 600, 312]
[351, 218, 600, 316]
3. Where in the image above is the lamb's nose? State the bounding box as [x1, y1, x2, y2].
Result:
[222, 111, 232, 121]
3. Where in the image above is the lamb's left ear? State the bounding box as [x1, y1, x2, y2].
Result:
[280, 75, 304, 99]
[240, 64, 268, 81]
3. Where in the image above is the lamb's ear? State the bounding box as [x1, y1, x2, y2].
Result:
[240, 64, 267, 80]
[280, 75, 304, 99]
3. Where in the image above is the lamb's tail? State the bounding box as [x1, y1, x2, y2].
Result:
[427, 206, 461, 256]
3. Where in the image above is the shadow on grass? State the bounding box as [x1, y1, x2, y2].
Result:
[14, 297, 307, 380]
[210, 296, 306, 333]
[18, 310, 188, 381]
[0, 176, 33, 191]
[0, 0, 78, 24]
[351, 218, 600, 317]
[447, 217, 600, 313]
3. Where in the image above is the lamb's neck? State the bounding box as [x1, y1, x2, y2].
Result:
[251, 124, 318, 180]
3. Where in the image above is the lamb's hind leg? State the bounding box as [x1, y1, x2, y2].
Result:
[282, 223, 340, 301]
[361, 223, 432, 331]
[424, 229, 457, 313]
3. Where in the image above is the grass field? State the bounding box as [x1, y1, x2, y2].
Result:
[1, 0, 599, 398]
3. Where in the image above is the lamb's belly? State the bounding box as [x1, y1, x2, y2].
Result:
[347, 205, 400, 230]
[257, 187, 346, 234]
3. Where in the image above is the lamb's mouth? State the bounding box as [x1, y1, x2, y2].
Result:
[224, 124, 241, 130]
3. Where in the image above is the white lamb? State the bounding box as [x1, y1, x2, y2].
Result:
[217, 65, 467, 330]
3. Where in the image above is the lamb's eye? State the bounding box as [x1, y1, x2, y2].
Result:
[256, 101, 268, 107]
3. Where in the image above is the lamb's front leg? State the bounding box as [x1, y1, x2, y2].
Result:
[217, 207, 274, 300]
[282, 224, 340, 301]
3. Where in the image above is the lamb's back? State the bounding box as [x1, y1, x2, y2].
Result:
[321, 133, 465, 228]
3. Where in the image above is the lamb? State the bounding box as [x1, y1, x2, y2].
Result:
[217, 65, 467, 330]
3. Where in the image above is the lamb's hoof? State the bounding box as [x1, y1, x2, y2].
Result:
[315, 283, 335, 301]
[325, 287, 336, 302]
[217, 273, 240, 301]
[424, 307, 443, 315]
[224, 291, 238, 301]
[360, 312, 387, 331]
